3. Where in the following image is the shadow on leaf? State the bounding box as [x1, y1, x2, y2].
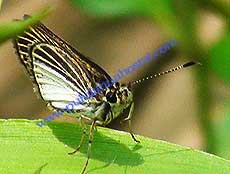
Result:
[48, 121, 144, 168]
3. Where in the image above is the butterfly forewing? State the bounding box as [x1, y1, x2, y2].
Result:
[13, 18, 113, 110]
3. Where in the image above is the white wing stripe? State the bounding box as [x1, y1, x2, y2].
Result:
[33, 61, 85, 96]
[18, 36, 33, 43]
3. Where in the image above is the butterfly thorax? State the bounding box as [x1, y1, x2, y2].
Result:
[66, 83, 133, 126]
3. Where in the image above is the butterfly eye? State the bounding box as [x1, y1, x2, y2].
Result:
[106, 91, 117, 103]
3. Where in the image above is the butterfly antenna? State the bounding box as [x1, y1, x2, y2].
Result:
[131, 61, 201, 86]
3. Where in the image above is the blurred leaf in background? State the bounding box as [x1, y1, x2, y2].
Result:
[70, 0, 175, 18]
[214, 101, 230, 159]
[209, 34, 230, 84]
[0, 0, 2, 10]
[70, 0, 198, 51]
[70, 0, 144, 17]
[70, 0, 181, 41]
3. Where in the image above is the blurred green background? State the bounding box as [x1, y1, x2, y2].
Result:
[0, 0, 229, 159]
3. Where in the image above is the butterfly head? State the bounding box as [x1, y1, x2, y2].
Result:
[104, 82, 133, 119]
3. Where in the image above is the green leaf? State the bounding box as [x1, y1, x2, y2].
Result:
[0, 6, 53, 45]
[208, 34, 230, 84]
[1, 119, 230, 174]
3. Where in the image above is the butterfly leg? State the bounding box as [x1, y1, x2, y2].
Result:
[122, 102, 140, 143]
[81, 119, 96, 174]
[68, 117, 86, 155]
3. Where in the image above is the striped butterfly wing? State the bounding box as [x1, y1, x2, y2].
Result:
[13, 17, 112, 110]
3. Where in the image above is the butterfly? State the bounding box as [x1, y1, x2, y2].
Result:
[12, 15, 198, 174]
